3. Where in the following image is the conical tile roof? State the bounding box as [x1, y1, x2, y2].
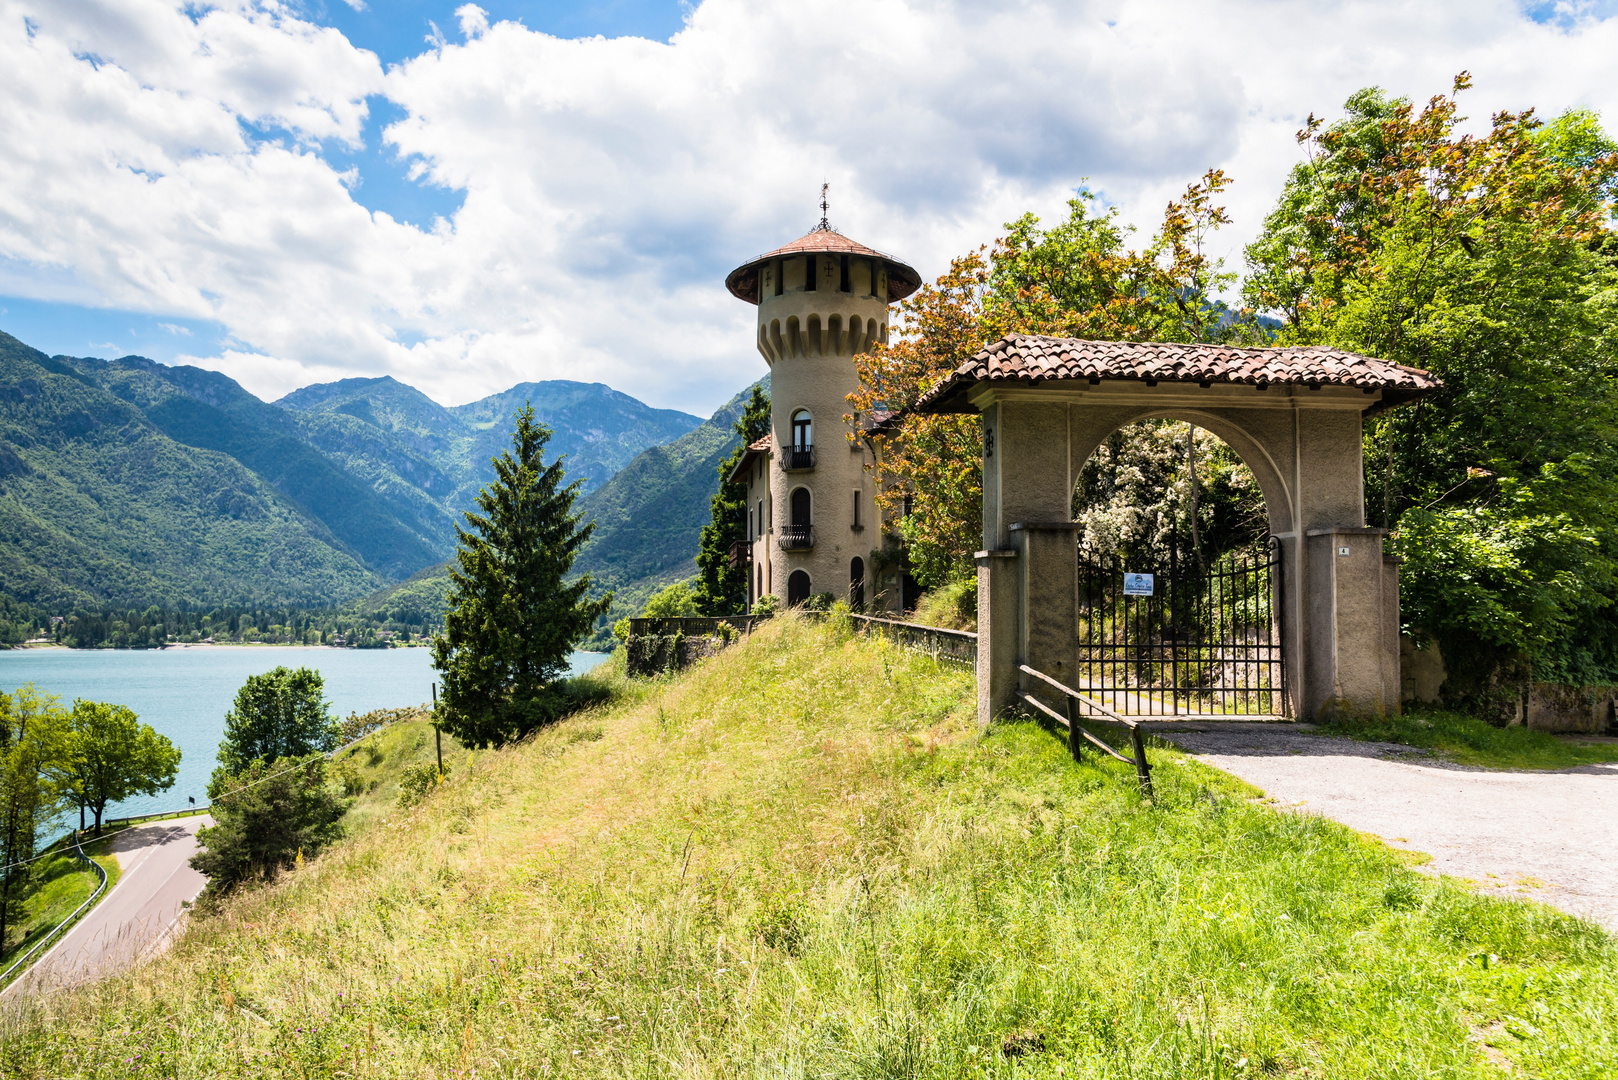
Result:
[726, 226, 920, 304]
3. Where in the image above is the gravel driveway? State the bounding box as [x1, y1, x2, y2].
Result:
[1152, 725, 1618, 931]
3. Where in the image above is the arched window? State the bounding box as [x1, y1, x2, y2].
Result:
[791, 487, 811, 527]
[849, 556, 865, 611]
[791, 409, 812, 451]
[787, 570, 812, 607]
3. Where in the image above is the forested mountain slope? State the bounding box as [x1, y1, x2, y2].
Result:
[0, 333, 379, 607]
[57, 357, 445, 579]
[0, 326, 712, 613]
[276, 377, 704, 516]
[450, 380, 707, 497]
[384, 376, 768, 648]
[571, 377, 768, 641]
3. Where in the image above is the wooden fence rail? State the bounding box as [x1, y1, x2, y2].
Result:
[1016, 663, 1153, 794]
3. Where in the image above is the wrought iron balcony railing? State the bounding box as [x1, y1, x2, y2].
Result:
[777, 525, 814, 550]
[781, 447, 815, 472]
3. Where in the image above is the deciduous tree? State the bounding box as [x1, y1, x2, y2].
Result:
[57, 701, 181, 836]
[1243, 75, 1618, 701]
[217, 667, 337, 775]
[190, 755, 345, 904]
[0, 687, 67, 953]
[849, 174, 1242, 587]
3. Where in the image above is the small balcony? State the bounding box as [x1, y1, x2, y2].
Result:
[778, 525, 814, 551]
[727, 539, 752, 568]
[780, 447, 816, 472]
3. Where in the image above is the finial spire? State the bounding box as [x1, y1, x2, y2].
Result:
[818, 182, 830, 231]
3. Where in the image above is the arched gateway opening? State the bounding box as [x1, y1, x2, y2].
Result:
[1072, 419, 1282, 717]
[915, 336, 1440, 725]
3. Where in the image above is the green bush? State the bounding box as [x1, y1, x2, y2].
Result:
[397, 761, 447, 808]
[190, 755, 348, 904]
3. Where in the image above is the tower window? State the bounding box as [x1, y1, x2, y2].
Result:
[775, 259, 783, 297]
[852, 489, 862, 529]
[791, 409, 812, 451]
[840, 254, 851, 293]
[804, 254, 815, 292]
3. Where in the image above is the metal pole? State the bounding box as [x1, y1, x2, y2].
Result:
[432, 683, 442, 775]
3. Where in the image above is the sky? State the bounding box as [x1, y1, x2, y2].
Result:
[1, 0, 1616, 415]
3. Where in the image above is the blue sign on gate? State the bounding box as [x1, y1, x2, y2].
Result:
[1122, 573, 1154, 597]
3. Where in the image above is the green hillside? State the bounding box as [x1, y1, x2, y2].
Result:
[0, 332, 379, 608]
[0, 323, 742, 618]
[5, 619, 1614, 1077]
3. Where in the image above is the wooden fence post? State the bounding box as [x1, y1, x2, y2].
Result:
[1130, 726, 1152, 796]
[1065, 696, 1082, 763]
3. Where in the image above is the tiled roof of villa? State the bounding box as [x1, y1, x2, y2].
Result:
[916, 335, 1441, 414]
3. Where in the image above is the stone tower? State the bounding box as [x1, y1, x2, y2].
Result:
[725, 217, 920, 611]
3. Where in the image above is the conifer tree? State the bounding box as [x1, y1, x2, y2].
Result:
[432, 405, 610, 748]
[694, 385, 770, 615]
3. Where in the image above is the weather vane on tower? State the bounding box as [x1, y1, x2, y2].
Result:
[818, 182, 830, 231]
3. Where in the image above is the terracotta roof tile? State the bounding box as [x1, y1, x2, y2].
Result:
[917, 335, 1440, 414]
[727, 433, 773, 484]
[726, 227, 921, 304]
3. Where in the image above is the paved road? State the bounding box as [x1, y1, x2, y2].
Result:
[1155, 725, 1618, 930]
[3, 816, 211, 997]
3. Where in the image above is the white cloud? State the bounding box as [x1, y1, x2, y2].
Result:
[158, 322, 192, 335]
[0, 0, 1616, 413]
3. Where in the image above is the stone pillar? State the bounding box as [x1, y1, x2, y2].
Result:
[1011, 522, 1081, 713]
[977, 400, 1076, 725]
[976, 548, 1019, 723]
[1304, 528, 1400, 719]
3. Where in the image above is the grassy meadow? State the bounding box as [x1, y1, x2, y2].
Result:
[1, 614, 1615, 1077]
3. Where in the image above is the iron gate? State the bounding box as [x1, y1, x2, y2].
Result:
[1076, 536, 1287, 717]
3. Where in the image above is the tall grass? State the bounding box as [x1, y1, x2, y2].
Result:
[1, 615, 1613, 1077]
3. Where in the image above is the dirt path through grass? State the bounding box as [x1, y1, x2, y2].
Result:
[1157, 724, 1618, 930]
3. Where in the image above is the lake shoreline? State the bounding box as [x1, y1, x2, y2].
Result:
[0, 647, 610, 821]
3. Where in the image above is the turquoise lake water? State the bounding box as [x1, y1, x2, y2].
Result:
[0, 646, 607, 823]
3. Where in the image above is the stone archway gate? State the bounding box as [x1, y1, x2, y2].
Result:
[915, 335, 1441, 725]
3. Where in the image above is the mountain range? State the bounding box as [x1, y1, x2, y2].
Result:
[0, 328, 743, 619]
